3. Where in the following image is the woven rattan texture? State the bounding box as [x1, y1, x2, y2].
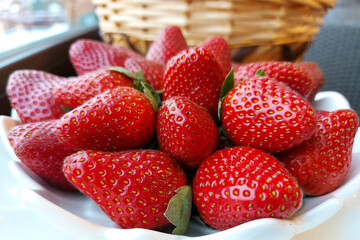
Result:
[92, 0, 335, 61]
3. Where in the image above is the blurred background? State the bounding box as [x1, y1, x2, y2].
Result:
[0, 0, 97, 59]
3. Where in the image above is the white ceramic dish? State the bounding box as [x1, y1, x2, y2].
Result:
[1, 91, 360, 240]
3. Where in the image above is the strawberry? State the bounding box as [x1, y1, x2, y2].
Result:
[234, 61, 323, 101]
[157, 96, 219, 169]
[192, 146, 303, 230]
[8, 120, 77, 190]
[277, 109, 359, 196]
[63, 149, 189, 231]
[124, 58, 164, 91]
[145, 26, 188, 65]
[69, 39, 143, 75]
[295, 61, 324, 101]
[231, 62, 242, 70]
[163, 47, 224, 119]
[221, 76, 317, 153]
[199, 36, 232, 79]
[57, 87, 156, 151]
[53, 68, 134, 108]
[6, 70, 67, 123]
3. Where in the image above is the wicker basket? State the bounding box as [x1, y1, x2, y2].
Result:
[91, 0, 336, 62]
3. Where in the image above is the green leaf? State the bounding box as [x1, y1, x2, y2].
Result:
[141, 82, 159, 113]
[164, 185, 192, 235]
[255, 69, 266, 77]
[220, 69, 235, 99]
[61, 105, 73, 113]
[131, 70, 147, 91]
[109, 67, 162, 112]
[218, 69, 235, 122]
[108, 66, 137, 79]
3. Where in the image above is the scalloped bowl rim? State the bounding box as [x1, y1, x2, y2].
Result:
[1, 90, 360, 240]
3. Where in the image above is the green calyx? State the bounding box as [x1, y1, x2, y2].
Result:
[61, 105, 73, 113]
[164, 185, 193, 235]
[218, 69, 235, 121]
[255, 69, 266, 77]
[108, 66, 161, 113]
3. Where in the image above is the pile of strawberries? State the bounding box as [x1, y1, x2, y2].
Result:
[6, 26, 359, 233]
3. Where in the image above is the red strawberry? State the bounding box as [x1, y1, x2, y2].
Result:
[157, 96, 219, 169]
[115, 45, 145, 60]
[6, 70, 67, 123]
[57, 87, 156, 151]
[234, 61, 323, 101]
[8, 120, 77, 190]
[145, 26, 188, 65]
[231, 62, 242, 71]
[295, 61, 324, 101]
[277, 109, 359, 196]
[221, 76, 317, 153]
[63, 149, 188, 230]
[69, 39, 143, 75]
[53, 68, 134, 108]
[163, 47, 224, 119]
[124, 58, 165, 91]
[193, 146, 303, 230]
[199, 36, 232, 79]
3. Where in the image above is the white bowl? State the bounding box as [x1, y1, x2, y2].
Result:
[1, 91, 360, 240]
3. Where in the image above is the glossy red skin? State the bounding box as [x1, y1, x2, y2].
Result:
[199, 36, 232, 80]
[193, 146, 303, 230]
[157, 96, 219, 169]
[145, 25, 188, 65]
[8, 120, 77, 190]
[53, 69, 134, 108]
[6, 70, 67, 123]
[63, 149, 187, 230]
[295, 62, 324, 101]
[221, 76, 317, 153]
[163, 47, 224, 119]
[69, 39, 143, 75]
[124, 58, 165, 91]
[278, 109, 359, 196]
[57, 87, 156, 151]
[234, 61, 318, 101]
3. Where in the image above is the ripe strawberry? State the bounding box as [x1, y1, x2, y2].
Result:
[295, 61, 324, 101]
[124, 58, 164, 91]
[8, 120, 77, 190]
[145, 26, 188, 65]
[57, 87, 156, 151]
[63, 149, 187, 230]
[221, 76, 317, 153]
[53, 68, 134, 108]
[199, 36, 232, 79]
[277, 109, 359, 196]
[193, 146, 303, 230]
[69, 39, 143, 75]
[163, 47, 224, 119]
[6, 70, 67, 123]
[157, 96, 219, 169]
[234, 61, 323, 101]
